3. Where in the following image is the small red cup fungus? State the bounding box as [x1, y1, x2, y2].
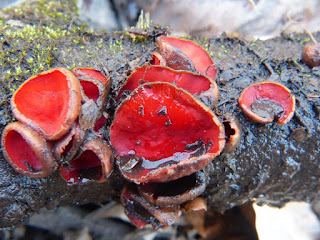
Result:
[1, 122, 57, 178]
[121, 184, 181, 229]
[72, 68, 111, 108]
[53, 122, 87, 162]
[11, 67, 81, 140]
[110, 82, 225, 183]
[137, 170, 207, 207]
[92, 111, 108, 137]
[72, 68, 111, 131]
[117, 64, 219, 106]
[150, 51, 166, 66]
[156, 36, 217, 80]
[60, 138, 114, 184]
[221, 114, 241, 153]
[302, 43, 320, 68]
[238, 82, 295, 124]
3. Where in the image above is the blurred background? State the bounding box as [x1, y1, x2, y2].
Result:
[2, 0, 320, 39]
[78, 0, 320, 40]
[0, 0, 320, 240]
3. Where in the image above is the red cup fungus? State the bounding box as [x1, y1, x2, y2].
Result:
[53, 122, 87, 162]
[121, 184, 181, 229]
[1, 122, 57, 178]
[93, 111, 108, 134]
[155, 41, 196, 72]
[137, 170, 207, 207]
[110, 82, 225, 184]
[238, 82, 295, 124]
[302, 43, 320, 68]
[11, 67, 81, 141]
[150, 51, 166, 66]
[72, 68, 111, 131]
[156, 36, 217, 80]
[117, 64, 219, 106]
[72, 68, 111, 108]
[222, 114, 241, 153]
[60, 138, 114, 184]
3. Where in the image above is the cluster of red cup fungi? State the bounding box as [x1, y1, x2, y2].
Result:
[111, 36, 226, 228]
[1, 35, 297, 229]
[2, 67, 113, 183]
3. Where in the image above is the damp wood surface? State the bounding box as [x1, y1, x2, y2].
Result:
[0, 0, 319, 229]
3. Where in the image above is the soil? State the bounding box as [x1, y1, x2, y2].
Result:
[0, 0, 319, 238]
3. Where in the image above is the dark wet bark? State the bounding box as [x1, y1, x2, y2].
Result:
[0, 1, 319, 230]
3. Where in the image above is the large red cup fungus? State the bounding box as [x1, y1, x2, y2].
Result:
[302, 43, 320, 68]
[72, 68, 111, 108]
[110, 82, 225, 183]
[11, 67, 81, 140]
[117, 64, 219, 106]
[121, 184, 181, 229]
[60, 139, 114, 184]
[238, 82, 295, 124]
[156, 36, 217, 80]
[137, 170, 207, 207]
[1, 122, 56, 178]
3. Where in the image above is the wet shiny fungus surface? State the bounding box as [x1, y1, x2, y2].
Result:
[112, 83, 222, 160]
[111, 85, 222, 157]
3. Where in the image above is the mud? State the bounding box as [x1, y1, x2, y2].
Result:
[0, 0, 319, 230]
